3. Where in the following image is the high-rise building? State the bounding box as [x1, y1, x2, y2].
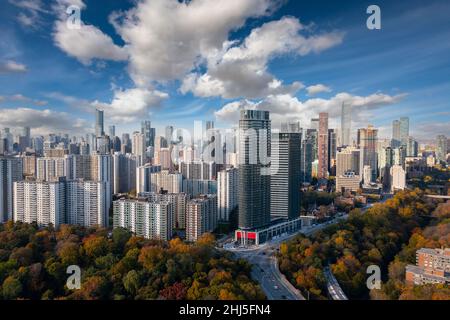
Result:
[406, 136, 419, 157]
[14, 179, 65, 227]
[95, 109, 104, 137]
[150, 170, 183, 194]
[0, 157, 23, 222]
[340, 102, 352, 146]
[113, 152, 137, 194]
[186, 194, 217, 242]
[180, 160, 217, 180]
[392, 120, 401, 148]
[399, 117, 409, 146]
[113, 198, 173, 241]
[36, 157, 71, 181]
[132, 132, 146, 166]
[66, 180, 111, 227]
[109, 125, 116, 138]
[436, 135, 448, 164]
[270, 132, 301, 219]
[217, 167, 238, 222]
[390, 165, 406, 192]
[139, 191, 187, 229]
[238, 110, 271, 230]
[335, 147, 363, 192]
[141, 120, 155, 148]
[328, 129, 337, 175]
[317, 112, 329, 179]
[301, 137, 313, 183]
[154, 147, 172, 171]
[357, 125, 378, 182]
[165, 126, 174, 146]
[136, 164, 162, 194]
[182, 179, 217, 197]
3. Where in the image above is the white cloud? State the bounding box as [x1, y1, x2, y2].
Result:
[53, 20, 128, 65]
[182, 16, 344, 99]
[91, 87, 169, 123]
[9, 0, 50, 29]
[0, 60, 27, 73]
[0, 94, 47, 106]
[306, 84, 332, 95]
[0, 107, 88, 135]
[215, 92, 406, 128]
[110, 0, 279, 86]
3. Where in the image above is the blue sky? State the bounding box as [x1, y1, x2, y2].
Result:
[0, 0, 449, 142]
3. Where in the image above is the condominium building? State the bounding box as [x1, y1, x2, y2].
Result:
[335, 147, 363, 192]
[113, 198, 173, 241]
[13, 179, 65, 227]
[180, 160, 217, 180]
[182, 179, 217, 198]
[357, 125, 378, 182]
[186, 194, 217, 242]
[149, 170, 183, 194]
[217, 167, 238, 222]
[139, 191, 187, 229]
[136, 164, 162, 194]
[113, 152, 137, 194]
[270, 132, 301, 219]
[390, 165, 406, 192]
[317, 112, 329, 179]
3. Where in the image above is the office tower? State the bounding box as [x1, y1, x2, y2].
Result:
[379, 146, 394, 190]
[390, 165, 406, 192]
[180, 160, 217, 180]
[113, 152, 137, 194]
[109, 125, 116, 137]
[182, 179, 217, 198]
[335, 147, 363, 192]
[317, 112, 329, 179]
[328, 129, 337, 175]
[0, 157, 23, 222]
[186, 194, 217, 242]
[132, 132, 146, 166]
[66, 180, 111, 227]
[13, 179, 65, 227]
[399, 117, 409, 146]
[111, 136, 121, 152]
[238, 110, 271, 230]
[436, 135, 448, 163]
[141, 120, 155, 148]
[139, 191, 187, 229]
[32, 136, 44, 155]
[150, 170, 183, 194]
[165, 126, 174, 145]
[392, 120, 401, 148]
[113, 198, 173, 241]
[136, 164, 162, 194]
[340, 102, 352, 146]
[95, 109, 105, 137]
[270, 132, 301, 220]
[281, 121, 301, 133]
[406, 136, 419, 157]
[217, 167, 238, 222]
[357, 125, 378, 182]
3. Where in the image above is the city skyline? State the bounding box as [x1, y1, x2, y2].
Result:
[0, 0, 449, 142]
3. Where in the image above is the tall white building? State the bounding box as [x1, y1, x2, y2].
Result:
[36, 156, 72, 181]
[1, 157, 23, 222]
[14, 179, 65, 227]
[186, 194, 217, 242]
[66, 180, 111, 227]
[390, 165, 406, 192]
[113, 198, 173, 241]
[335, 147, 363, 192]
[217, 168, 238, 222]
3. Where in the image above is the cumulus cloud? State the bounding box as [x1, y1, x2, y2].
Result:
[9, 0, 50, 29]
[306, 84, 332, 95]
[0, 60, 27, 73]
[110, 0, 279, 85]
[0, 107, 88, 135]
[215, 92, 406, 129]
[181, 16, 344, 99]
[91, 88, 169, 123]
